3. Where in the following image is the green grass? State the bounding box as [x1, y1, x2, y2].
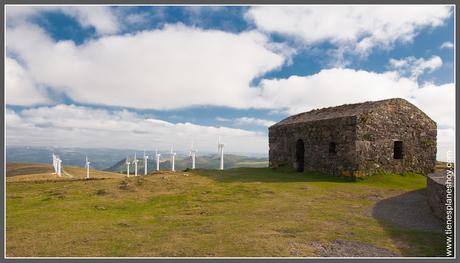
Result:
[235, 161, 268, 167]
[356, 172, 427, 190]
[6, 166, 444, 257]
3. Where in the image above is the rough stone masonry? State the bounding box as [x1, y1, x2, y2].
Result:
[269, 98, 437, 176]
[427, 170, 454, 220]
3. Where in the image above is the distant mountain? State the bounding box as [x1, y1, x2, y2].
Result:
[6, 146, 268, 171]
[105, 154, 268, 173]
[6, 146, 137, 170]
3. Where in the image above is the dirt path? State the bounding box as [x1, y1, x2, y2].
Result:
[309, 240, 398, 257]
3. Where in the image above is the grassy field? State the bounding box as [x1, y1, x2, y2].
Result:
[6, 163, 445, 257]
[6, 163, 123, 182]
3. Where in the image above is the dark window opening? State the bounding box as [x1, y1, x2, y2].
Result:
[329, 142, 337, 155]
[394, 141, 403, 159]
[296, 139, 305, 172]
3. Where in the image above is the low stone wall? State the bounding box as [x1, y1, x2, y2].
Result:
[427, 170, 454, 220]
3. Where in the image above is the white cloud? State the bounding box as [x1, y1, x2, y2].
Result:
[440, 41, 454, 49]
[6, 105, 268, 154]
[216, 117, 231, 122]
[6, 5, 119, 34]
[246, 5, 452, 55]
[125, 12, 150, 25]
[409, 82, 455, 161]
[6, 23, 287, 109]
[388, 56, 443, 80]
[182, 6, 225, 19]
[235, 117, 276, 127]
[257, 68, 454, 128]
[255, 68, 454, 161]
[437, 128, 455, 162]
[4, 6, 454, 160]
[410, 83, 455, 129]
[257, 68, 417, 114]
[5, 57, 52, 106]
[216, 116, 276, 127]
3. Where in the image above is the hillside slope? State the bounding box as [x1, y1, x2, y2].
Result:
[6, 163, 124, 182]
[6, 168, 443, 257]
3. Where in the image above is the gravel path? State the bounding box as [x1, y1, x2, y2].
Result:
[310, 240, 398, 257]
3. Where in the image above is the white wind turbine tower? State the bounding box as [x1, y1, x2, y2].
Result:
[170, 145, 176, 172]
[52, 153, 61, 176]
[143, 151, 149, 175]
[85, 156, 91, 179]
[126, 156, 131, 177]
[52, 153, 57, 174]
[189, 142, 197, 169]
[57, 156, 62, 177]
[133, 153, 139, 176]
[218, 136, 225, 170]
[155, 148, 161, 171]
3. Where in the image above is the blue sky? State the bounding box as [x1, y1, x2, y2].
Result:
[5, 5, 455, 159]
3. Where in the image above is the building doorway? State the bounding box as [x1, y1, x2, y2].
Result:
[394, 141, 403, 159]
[296, 139, 305, 172]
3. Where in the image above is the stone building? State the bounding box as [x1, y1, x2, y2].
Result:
[268, 98, 437, 176]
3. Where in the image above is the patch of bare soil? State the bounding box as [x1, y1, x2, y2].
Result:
[310, 239, 398, 257]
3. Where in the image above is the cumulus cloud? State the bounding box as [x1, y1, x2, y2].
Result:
[257, 68, 417, 114]
[7, 66, 452, 159]
[257, 68, 453, 127]
[440, 41, 454, 49]
[255, 68, 454, 161]
[6, 105, 268, 154]
[388, 56, 443, 80]
[411, 83, 454, 161]
[6, 5, 119, 34]
[246, 5, 452, 55]
[410, 83, 455, 129]
[6, 23, 287, 109]
[5, 57, 52, 105]
[235, 117, 276, 127]
[4, 6, 454, 160]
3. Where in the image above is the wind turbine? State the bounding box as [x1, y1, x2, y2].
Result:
[170, 145, 176, 172]
[85, 156, 90, 179]
[133, 153, 139, 176]
[126, 156, 131, 177]
[52, 153, 57, 174]
[57, 157, 62, 177]
[218, 136, 225, 170]
[143, 151, 149, 175]
[155, 148, 161, 171]
[189, 142, 197, 169]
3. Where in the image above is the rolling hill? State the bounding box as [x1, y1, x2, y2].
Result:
[6, 163, 124, 182]
[105, 154, 268, 174]
[6, 165, 444, 257]
[7, 146, 268, 171]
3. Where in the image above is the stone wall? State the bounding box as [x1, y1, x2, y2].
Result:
[269, 98, 437, 176]
[355, 99, 437, 175]
[427, 171, 454, 220]
[269, 116, 358, 175]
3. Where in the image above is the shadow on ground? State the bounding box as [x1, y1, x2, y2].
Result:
[372, 189, 445, 256]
